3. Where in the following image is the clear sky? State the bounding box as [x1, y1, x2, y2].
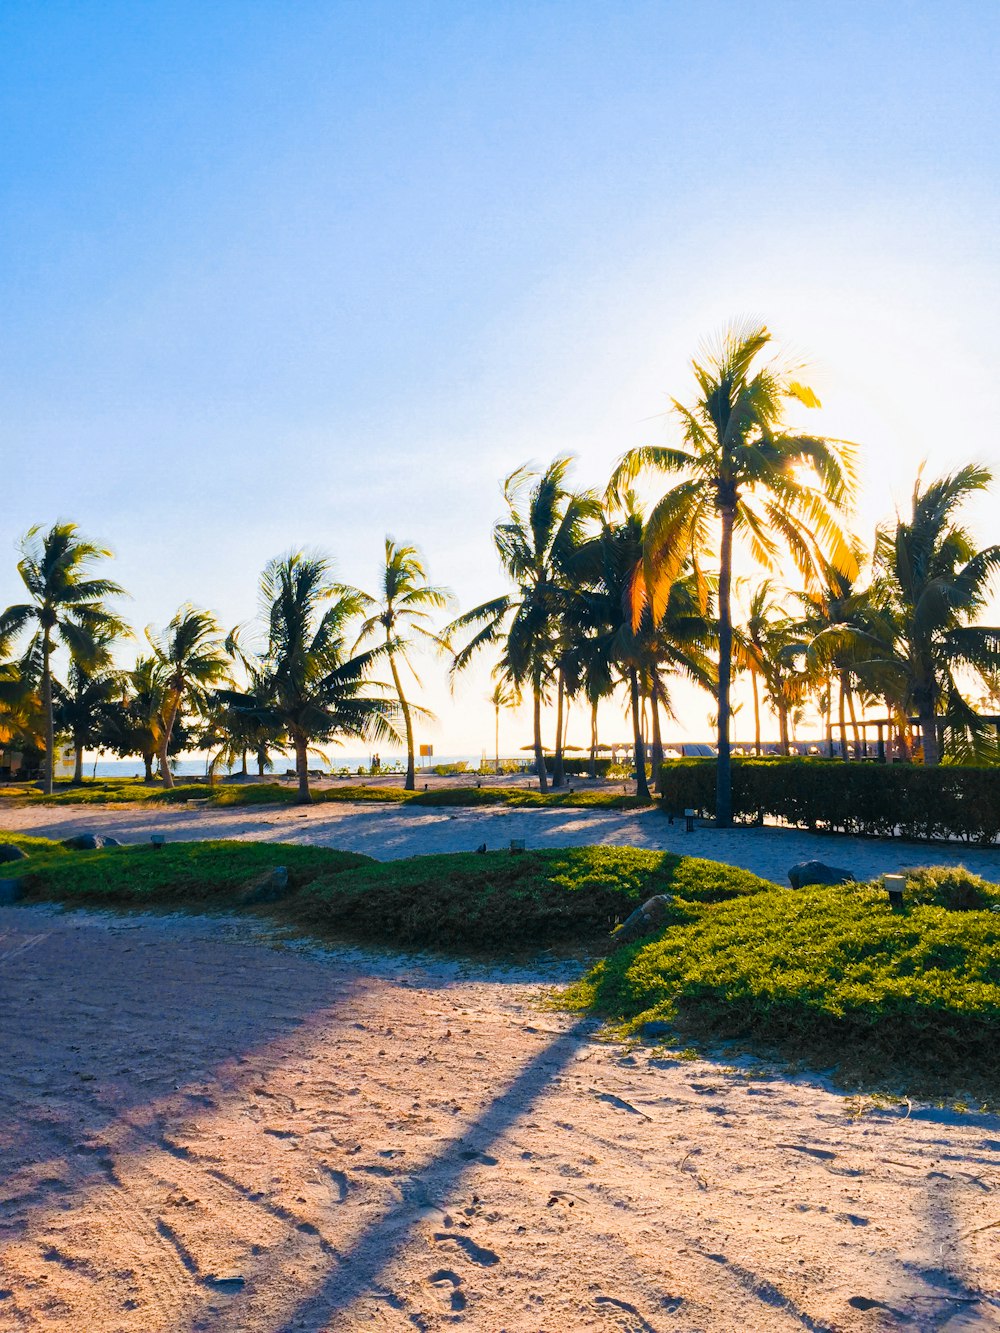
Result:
[1, 2, 998, 758]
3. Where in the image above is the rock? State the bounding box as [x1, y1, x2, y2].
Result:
[788, 860, 855, 890]
[59, 834, 125, 851]
[638, 1020, 674, 1039]
[0, 845, 29, 863]
[608, 894, 675, 950]
[241, 867, 291, 905]
[0, 878, 25, 904]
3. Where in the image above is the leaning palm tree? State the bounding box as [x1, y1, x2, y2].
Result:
[447, 458, 599, 793]
[218, 552, 400, 803]
[0, 523, 128, 794]
[355, 538, 452, 790]
[146, 606, 229, 788]
[609, 323, 858, 824]
[869, 466, 1000, 764]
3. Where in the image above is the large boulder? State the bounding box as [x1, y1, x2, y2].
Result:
[60, 834, 125, 851]
[608, 894, 674, 950]
[0, 844, 29, 863]
[788, 860, 855, 890]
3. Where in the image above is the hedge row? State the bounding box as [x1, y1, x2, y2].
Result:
[659, 758, 1000, 844]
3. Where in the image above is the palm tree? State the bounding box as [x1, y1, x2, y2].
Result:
[146, 606, 229, 788]
[54, 632, 125, 783]
[869, 466, 1000, 764]
[609, 323, 858, 824]
[487, 674, 520, 775]
[0, 523, 128, 794]
[218, 552, 400, 803]
[447, 458, 599, 793]
[356, 538, 451, 790]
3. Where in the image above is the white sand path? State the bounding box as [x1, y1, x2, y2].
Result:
[1, 904, 998, 1331]
[4, 799, 1000, 884]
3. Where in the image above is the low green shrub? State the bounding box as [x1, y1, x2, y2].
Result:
[660, 758, 1000, 843]
[13, 839, 369, 905]
[568, 879, 1000, 1087]
[286, 846, 772, 950]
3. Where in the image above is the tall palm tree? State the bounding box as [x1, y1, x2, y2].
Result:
[218, 552, 400, 803]
[147, 606, 229, 788]
[609, 323, 858, 824]
[869, 466, 1000, 764]
[447, 458, 599, 793]
[355, 538, 452, 791]
[0, 523, 128, 794]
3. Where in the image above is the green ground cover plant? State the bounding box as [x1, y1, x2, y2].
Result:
[566, 875, 1000, 1089]
[9, 838, 368, 905]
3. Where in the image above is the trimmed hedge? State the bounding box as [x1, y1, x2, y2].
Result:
[660, 758, 1000, 843]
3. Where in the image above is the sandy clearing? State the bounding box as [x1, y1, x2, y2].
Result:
[4, 799, 1000, 885]
[1, 904, 998, 1333]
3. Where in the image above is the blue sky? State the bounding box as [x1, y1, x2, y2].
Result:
[1, 2, 998, 754]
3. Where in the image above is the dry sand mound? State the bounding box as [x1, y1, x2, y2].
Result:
[1, 905, 999, 1331]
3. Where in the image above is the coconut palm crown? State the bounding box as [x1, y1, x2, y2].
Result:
[0, 523, 128, 793]
[355, 537, 452, 791]
[609, 323, 858, 824]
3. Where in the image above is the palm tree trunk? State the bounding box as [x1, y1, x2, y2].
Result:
[629, 668, 651, 803]
[158, 686, 182, 789]
[847, 685, 861, 754]
[650, 679, 664, 795]
[825, 682, 834, 758]
[257, 745, 267, 777]
[716, 504, 736, 825]
[589, 699, 598, 779]
[294, 731, 312, 802]
[42, 634, 54, 795]
[73, 745, 84, 785]
[240, 748, 248, 776]
[495, 705, 500, 775]
[552, 668, 565, 788]
[389, 654, 416, 790]
[532, 678, 548, 794]
[919, 707, 940, 765]
[839, 670, 849, 761]
[143, 752, 154, 783]
[778, 703, 790, 756]
[752, 669, 761, 756]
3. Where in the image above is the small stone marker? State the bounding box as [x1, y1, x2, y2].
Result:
[684, 808, 696, 833]
[150, 834, 165, 849]
[510, 839, 525, 854]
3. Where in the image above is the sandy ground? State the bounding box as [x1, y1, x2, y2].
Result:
[4, 799, 1000, 885]
[1, 904, 999, 1333]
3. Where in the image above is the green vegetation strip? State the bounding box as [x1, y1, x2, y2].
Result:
[3, 836, 999, 1094]
[0, 778, 645, 810]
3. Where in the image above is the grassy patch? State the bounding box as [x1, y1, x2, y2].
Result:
[287, 846, 772, 950]
[2, 776, 650, 811]
[565, 877, 1000, 1092]
[11, 838, 370, 906]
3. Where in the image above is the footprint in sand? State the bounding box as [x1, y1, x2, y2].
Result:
[427, 1268, 467, 1311]
[433, 1232, 499, 1266]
